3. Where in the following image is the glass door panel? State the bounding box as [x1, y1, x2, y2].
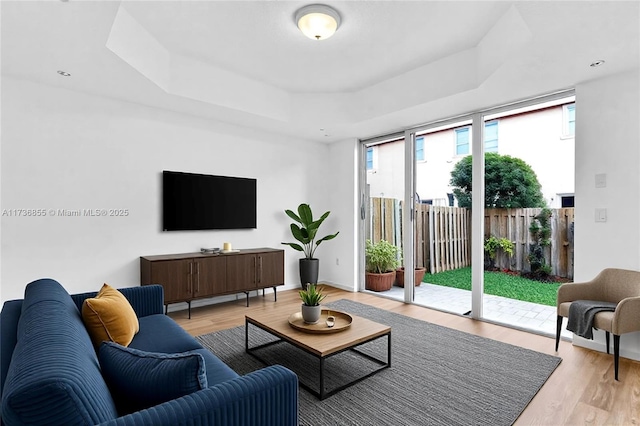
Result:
[480, 96, 575, 336]
[413, 120, 472, 315]
[364, 137, 405, 300]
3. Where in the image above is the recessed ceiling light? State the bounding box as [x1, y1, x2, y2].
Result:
[590, 60, 605, 68]
[57, 70, 71, 77]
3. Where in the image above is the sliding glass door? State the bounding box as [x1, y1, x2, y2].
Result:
[360, 117, 478, 312]
[411, 120, 475, 314]
[359, 90, 575, 334]
[362, 134, 407, 300]
[480, 95, 576, 335]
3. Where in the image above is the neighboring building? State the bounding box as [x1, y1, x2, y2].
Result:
[366, 99, 575, 208]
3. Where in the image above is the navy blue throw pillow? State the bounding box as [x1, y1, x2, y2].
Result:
[98, 341, 207, 415]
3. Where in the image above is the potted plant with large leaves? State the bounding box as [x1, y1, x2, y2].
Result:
[282, 203, 339, 288]
[365, 239, 399, 292]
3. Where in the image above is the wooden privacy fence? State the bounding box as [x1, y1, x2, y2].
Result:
[485, 208, 575, 279]
[417, 204, 471, 274]
[367, 198, 575, 278]
[367, 198, 471, 274]
[367, 197, 403, 249]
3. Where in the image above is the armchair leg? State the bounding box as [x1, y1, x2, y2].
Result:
[605, 331, 610, 354]
[614, 334, 620, 381]
[555, 315, 563, 351]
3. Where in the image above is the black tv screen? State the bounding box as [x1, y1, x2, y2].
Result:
[162, 171, 257, 231]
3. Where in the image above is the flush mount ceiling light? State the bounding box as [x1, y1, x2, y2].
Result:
[295, 4, 341, 40]
[590, 60, 605, 67]
[57, 70, 71, 77]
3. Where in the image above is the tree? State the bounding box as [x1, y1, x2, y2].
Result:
[449, 153, 545, 208]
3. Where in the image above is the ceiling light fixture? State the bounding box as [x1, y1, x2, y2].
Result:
[295, 4, 341, 40]
[590, 60, 605, 68]
[57, 70, 71, 77]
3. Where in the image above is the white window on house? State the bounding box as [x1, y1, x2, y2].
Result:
[366, 146, 375, 170]
[455, 127, 469, 156]
[484, 121, 498, 153]
[416, 137, 425, 162]
[563, 103, 575, 137]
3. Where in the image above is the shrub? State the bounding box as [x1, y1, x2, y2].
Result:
[527, 208, 552, 280]
[484, 235, 514, 260]
[484, 235, 514, 270]
[365, 240, 399, 273]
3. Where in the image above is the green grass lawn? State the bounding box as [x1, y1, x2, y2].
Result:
[423, 267, 561, 306]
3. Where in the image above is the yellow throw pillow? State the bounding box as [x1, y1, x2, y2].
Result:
[82, 284, 139, 347]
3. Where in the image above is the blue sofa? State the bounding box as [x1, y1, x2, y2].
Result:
[0, 279, 298, 425]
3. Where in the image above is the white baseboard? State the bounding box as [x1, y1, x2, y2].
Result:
[572, 331, 640, 361]
[318, 280, 355, 292]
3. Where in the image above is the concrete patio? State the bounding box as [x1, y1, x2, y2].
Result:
[380, 282, 573, 339]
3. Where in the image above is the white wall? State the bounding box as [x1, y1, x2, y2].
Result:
[573, 69, 640, 359]
[323, 139, 359, 292]
[0, 78, 331, 303]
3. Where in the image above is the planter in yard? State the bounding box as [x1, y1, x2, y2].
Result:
[395, 267, 426, 287]
[365, 271, 396, 292]
[364, 239, 400, 292]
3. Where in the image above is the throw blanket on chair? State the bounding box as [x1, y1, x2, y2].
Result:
[566, 300, 618, 339]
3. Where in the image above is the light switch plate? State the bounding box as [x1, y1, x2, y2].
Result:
[595, 208, 607, 222]
[595, 173, 607, 188]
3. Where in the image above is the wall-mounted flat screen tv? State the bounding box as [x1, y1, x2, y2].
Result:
[162, 171, 257, 231]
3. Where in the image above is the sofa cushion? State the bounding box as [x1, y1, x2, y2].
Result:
[190, 348, 240, 386]
[128, 314, 239, 387]
[1, 279, 118, 425]
[129, 314, 203, 353]
[99, 342, 208, 415]
[82, 283, 139, 347]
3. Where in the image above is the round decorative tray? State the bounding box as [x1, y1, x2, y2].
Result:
[288, 309, 352, 334]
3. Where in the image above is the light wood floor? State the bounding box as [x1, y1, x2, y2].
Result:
[170, 286, 640, 425]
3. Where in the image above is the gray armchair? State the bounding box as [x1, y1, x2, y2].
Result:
[556, 268, 640, 380]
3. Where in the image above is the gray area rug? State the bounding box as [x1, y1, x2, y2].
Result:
[196, 299, 561, 426]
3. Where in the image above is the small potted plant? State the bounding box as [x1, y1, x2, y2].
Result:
[299, 283, 326, 324]
[365, 239, 399, 292]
